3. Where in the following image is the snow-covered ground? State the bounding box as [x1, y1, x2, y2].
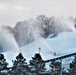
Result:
[2, 32, 76, 67]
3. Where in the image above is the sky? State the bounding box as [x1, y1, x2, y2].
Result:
[0, 0, 76, 27]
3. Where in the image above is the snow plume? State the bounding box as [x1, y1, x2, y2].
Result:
[48, 16, 76, 34]
[38, 38, 54, 53]
[12, 15, 76, 47]
[0, 15, 76, 52]
[0, 27, 19, 52]
[28, 19, 44, 40]
[13, 19, 44, 46]
[56, 17, 76, 32]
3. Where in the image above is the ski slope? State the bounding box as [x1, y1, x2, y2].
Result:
[3, 32, 76, 66]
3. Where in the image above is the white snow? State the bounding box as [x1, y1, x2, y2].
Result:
[2, 32, 76, 67]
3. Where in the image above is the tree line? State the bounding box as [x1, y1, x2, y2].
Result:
[0, 53, 76, 75]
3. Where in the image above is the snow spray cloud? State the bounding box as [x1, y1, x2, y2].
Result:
[56, 17, 76, 33]
[38, 38, 54, 53]
[0, 15, 76, 51]
[11, 15, 76, 47]
[27, 16, 76, 41]
[27, 20, 54, 52]
[0, 27, 19, 52]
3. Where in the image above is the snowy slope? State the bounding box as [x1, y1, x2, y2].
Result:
[3, 32, 76, 66]
[47, 32, 76, 55]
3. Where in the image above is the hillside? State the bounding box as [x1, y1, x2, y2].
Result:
[2, 32, 76, 67]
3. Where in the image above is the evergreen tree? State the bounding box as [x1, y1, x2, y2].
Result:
[0, 54, 8, 75]
[50, 60, 62, 75]
[69, 56, 76, 75]
[29, 53, 46, 75]
[9, 53, 29, 75]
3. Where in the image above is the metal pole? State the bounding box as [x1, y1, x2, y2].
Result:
[60, 59, 62, 75]
[38, 47, 41, 54]
[20, 48, 21, 53]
